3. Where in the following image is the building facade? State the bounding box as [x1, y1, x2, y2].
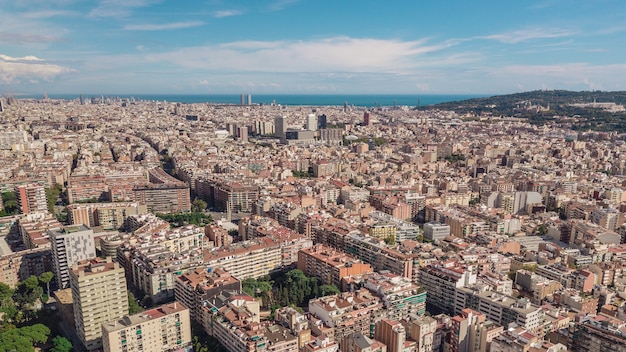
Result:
[71, 259, 129, 351]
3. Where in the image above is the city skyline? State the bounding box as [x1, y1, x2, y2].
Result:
[1, 0, 625, 95]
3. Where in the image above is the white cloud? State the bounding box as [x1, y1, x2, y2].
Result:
[89, 0, 162, 18]
[480, 28, 576, 44]
[0, 32, 63, 44]
[146, 37, 458, 74]
[0, 54, 44, 62]
[213, 10, 243, 18]
[123, 21, 204, 31]
[22, 10, 77, 19]
[268, 0, 299, 12]
[0, 53, 74, 84]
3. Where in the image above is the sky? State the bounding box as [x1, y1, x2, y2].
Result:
[0, 0, 625, 95]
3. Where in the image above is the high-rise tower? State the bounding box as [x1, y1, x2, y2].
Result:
[363, 111, 371, 126]
[49, 225, 96, 289]
[317, 114, 327, 129]
[71, 258, 128, 351]
[306, 114, 317, 131]
[275, 116, 287, 143]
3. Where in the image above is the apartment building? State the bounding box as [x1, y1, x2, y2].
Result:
[174, 267, 241, 322]
[101, 302, 192, 352]
[409, 315, 437, 352]
[454, 288, 544, 333]
[19, 214, 62, 249]
[202, 290, 299, 352]
[309, 289, 383, 340]
[70, 258, 128, 351]
[423, 222, 451, 242]
[67, 202, 147, 230]
[374, 319, 407, 352]
[203, 236, 283, 280]
[570, 315, 626, 352]
[449, 309, 502, 352]
[15, 183, 48, 214]
[49, 224, 96, 289]
[362, 272, 427, 320]
[297, 244, 373, 288]
[417, 261, 477, 315]
[133, 184, 191, 214]
[345, 233, 414, 278]
[213, 181, 260, 213]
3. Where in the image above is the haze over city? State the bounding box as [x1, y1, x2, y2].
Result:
[1, 0, 626, 95]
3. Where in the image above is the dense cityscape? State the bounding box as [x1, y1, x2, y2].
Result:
[1, 94, 626, 352]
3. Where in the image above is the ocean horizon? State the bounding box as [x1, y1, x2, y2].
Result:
[17, 93, 490, 107]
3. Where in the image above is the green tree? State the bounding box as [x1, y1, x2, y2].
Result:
[19, 324, 50, 344]
[39, 272, 54, 297]
[45, 184, 63, 213]
[522, 264, 538, 272]
[320, 285, 340, 296]
[0, 192, 19, 216]
[0, 283, 13, 301]
[13, 276, 43, 310]
[383, 235, 396, 245]
[0, 324, 50, 352]
[192, 199, 208, 213]
[128, 291, 143, 314]
[536, 224, 548, 236]
[51, 336, 73, 352]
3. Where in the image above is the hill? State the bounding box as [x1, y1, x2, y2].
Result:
[423, 90, 626, 133]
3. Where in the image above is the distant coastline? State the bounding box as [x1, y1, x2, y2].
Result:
[16, 93, 489, 107]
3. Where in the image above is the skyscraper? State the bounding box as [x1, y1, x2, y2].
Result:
[317, 114, 327, 129]
[236, 126, 249, 142]
[306, 113, 317, 131]
[247, 94, 252, 105]
[70, 258, 128, 351]
[275, 116, 287, 142]
[363, 111, 371, 126]
[49, 225, 96, 289]
[240, 93, 245, 105]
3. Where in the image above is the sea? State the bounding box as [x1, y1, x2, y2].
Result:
[24, 94, 489, 107]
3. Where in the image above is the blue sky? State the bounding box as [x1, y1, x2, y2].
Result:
[1, 0, 625, 95]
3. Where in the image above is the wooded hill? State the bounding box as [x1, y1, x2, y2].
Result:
[423, 90, 626, 132]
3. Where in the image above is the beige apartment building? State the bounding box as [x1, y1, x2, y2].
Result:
[70, 258, 129, 351]
[102, 302, 192, 352]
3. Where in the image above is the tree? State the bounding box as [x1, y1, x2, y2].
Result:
[45, 184, 63, 213]
[320, 285, 340, 296]
[192, 199, 208, 213]
[522, 264, 538, 273]
[0, 324, 50, 352]
[128, 291, 143, 315]
[14, 276, 43, 310]
[0, 283, 13, 301]
[536, 224, 548, 236]
[23, 276, 40, 290]
[19, 324, 50, 344]
[51, 336, 73, 352]
[39, 272, 54, 297]
[383, 235, 396, 246]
